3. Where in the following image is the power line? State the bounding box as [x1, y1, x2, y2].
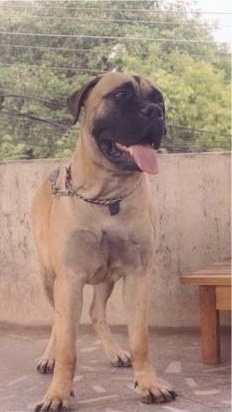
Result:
[0, 63, 105, 74]
[0, 109, 70, 129]
[0, 64, 229, 84]
[0, 46, 230, 66]
[1, 93, 66, 107]
[2, 14, 231, 28]
[168, 124, 231, 137]
[0, 88, 67, 101]
[1, 44, 229, 58]
[0, 31, 226, 44]
[2, 4, 232, 15]
[0, 44, 230, 67]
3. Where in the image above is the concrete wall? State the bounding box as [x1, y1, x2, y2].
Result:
[0, 153, 230, 328]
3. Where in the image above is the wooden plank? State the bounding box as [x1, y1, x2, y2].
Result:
[181, 259, 231, 286]
[200, 286, 220, 364]
[190, 267, 231, 275]
[216, 286, 231, 310]
[211, 259, 231, 266]
[181, 274, 231, 286]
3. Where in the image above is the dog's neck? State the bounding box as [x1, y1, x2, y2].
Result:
[70, 133, 142, 201]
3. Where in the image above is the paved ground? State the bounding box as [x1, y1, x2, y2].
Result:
[0, 324, 231, 412]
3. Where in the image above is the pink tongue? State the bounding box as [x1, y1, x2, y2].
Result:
[128, 145, 159, 174]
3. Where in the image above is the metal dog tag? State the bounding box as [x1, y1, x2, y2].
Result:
[109, 201, 120, 216]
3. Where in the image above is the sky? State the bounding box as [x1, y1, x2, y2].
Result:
[188, 0, 231, 45]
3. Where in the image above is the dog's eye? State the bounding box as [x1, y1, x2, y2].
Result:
[149, 89, 164, 104]
[114, 90, 128, 100]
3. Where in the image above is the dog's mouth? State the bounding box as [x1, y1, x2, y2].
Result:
[98, 134, 159, 174]
[116, 142, 159, 174]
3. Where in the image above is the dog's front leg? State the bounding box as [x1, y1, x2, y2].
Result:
[35, 273, 84, 412]
[123, 272, 177, 404]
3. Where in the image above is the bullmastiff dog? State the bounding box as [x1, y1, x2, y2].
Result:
[32, 72, 177, 411]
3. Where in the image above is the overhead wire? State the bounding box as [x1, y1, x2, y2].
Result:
[0, 64, 229, 84]
[1, 14, 231, 28]
[2, 4, 232, 15]
[0, 44, 229, 59]
[0, 31, 227, 43]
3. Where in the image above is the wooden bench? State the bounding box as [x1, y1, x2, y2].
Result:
[181, 259, 231, 364]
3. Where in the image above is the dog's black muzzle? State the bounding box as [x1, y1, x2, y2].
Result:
[92, 89, 165, 171]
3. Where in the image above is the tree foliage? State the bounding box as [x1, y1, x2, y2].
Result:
[0, 0, 230, 160]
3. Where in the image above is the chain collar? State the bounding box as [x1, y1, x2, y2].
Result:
[49, 166, 141, 216]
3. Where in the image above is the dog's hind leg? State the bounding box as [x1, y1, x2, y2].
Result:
[90, 282, 131, 367]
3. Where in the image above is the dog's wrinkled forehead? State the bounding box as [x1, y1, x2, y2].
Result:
[91, 73, 156, 100]
[89, 73, 138, 100]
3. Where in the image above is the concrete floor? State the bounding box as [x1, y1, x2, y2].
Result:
[0, 324, 231, 412]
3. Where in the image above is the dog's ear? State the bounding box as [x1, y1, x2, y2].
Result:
[67, 75, 102, 124]
[133, 75, 141, 84]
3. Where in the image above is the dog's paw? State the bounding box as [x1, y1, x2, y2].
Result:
[35, 400, 70, 412]
[110, 350, 132, 368]
[135, 373, 177, 404]
[37, 358, 55, 374]
[34, 387, 73, 412]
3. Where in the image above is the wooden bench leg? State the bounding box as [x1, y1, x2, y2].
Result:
[199, 286, 220, 364]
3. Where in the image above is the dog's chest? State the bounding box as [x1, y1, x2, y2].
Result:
[101, 230, 151, 281]
[65, 225, 153, 284]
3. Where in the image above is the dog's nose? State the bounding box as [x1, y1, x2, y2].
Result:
[140, 103, 163, 119]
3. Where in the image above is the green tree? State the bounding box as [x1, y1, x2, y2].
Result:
[0, 0, 230, 159]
